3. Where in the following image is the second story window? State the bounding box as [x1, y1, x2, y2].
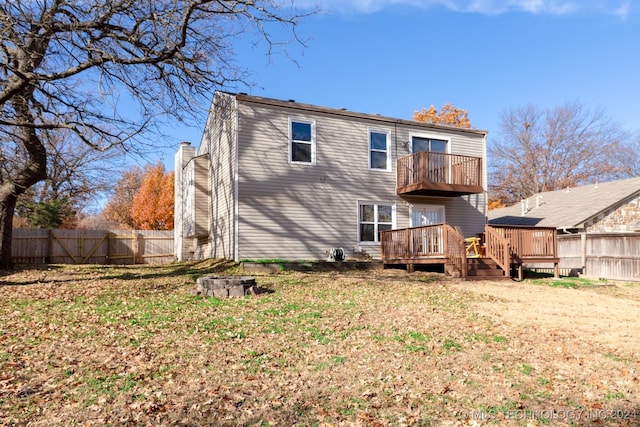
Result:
[412, 136, 447, 153]
[369, 130, 391, 171]
[290, 119, 316, 164]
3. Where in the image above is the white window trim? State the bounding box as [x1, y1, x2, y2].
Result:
[288, 117, 316, 165]
[368, 128, 392, 172]
[357, 200, 397, 245]
[408, 132, 451, 154]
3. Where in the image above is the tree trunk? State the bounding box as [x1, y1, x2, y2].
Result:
[0, 97, 49, 269]
[0, 192, 18, 270]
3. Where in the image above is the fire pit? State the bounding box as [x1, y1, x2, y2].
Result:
[191, 276, 258, 298]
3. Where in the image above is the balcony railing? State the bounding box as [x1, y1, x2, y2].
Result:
[397, 152, 483, 196]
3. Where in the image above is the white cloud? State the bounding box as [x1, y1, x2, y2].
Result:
[294, 0, 633, 16]
[614, 1, 632, 19]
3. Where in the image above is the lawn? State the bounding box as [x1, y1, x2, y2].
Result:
[1, 261, 638, 426]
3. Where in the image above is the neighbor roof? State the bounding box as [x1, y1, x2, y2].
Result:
[488, 177, 640, 230]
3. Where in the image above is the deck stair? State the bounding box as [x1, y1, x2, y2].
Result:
[465, 257, 509, 280]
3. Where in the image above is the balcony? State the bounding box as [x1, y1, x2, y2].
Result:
[397, 152, 483, 197]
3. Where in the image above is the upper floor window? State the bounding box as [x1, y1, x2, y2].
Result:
[412, 136, 447, 153]
[369, 130, 391, 171]
[290, 119, 316, 164]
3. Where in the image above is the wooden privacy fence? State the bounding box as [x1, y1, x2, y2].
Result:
[11, 229, 174, 265]
[555, 233, 640, 281]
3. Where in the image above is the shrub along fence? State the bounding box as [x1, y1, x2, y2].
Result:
[11, 229, 174, 265]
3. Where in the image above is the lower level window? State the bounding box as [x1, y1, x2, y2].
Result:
[359, 202, 395, 243]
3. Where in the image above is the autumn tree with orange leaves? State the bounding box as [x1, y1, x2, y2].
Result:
[131, 163, 175, 230]
[102, 167, 145, 229]
[414, 103, 471, 128]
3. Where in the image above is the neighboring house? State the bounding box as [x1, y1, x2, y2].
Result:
[488, 177, 640, 280]
[488, 177, 640, 233]
[174, 91, 488, 262]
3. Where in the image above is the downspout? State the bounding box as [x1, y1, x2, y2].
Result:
[233, 95, 240, 262]
[482, 133, 488, 221]
[394, 121, 398, 202]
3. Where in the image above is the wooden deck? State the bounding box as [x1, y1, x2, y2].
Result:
[487, 224, 560, 280]
[380, 223, 466, 276]
[381, 224, 559, 280]
[396, 152, 483, 197]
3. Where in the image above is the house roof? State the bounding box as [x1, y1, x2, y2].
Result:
[488, 177, 640, 230]
[227, 91, 489, 137]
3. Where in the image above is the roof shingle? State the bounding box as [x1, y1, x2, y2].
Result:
[488, 177, 640, 229]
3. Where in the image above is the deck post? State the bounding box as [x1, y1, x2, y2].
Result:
[554, 262, 559, 278]
[407, 263, 414, 273]
[517, 264, 523, 281]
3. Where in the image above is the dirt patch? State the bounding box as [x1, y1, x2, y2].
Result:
[451, 280, 640, 358]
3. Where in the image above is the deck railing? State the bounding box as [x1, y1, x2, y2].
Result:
[380, 224, 466, 276]
[381, 224, 446, 260]
[397, 152, 482, 191]
[487, 225, 558, 260]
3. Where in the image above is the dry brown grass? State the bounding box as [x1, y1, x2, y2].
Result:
[1, 261, 639, 426]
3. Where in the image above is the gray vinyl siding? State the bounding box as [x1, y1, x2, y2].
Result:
[235, 102, 398, 260]
[233, 99, 486, 261]
[198, 92, 237, 260]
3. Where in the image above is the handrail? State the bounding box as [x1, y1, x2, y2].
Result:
[444, 224, 467, 278]
[484, 225, 510, 276]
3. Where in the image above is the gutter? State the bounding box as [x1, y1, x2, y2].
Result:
[234, 93, 489, 137]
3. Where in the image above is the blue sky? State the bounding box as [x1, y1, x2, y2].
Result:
[157, 0, 639, 171]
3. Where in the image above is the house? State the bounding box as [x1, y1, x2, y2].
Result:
[488, 177, 640, 233]
[174, 91, 489, 263]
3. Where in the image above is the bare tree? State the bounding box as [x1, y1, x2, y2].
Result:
[0, 0, 311, 268]
[12, 130, 119, 228]
[489, 101, 639, 205]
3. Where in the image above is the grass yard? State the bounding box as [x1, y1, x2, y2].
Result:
[1, 261, 639, 426]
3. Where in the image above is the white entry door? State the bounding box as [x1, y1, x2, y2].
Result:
[410, 205, 445, 254]
[410, 205, 445, 227]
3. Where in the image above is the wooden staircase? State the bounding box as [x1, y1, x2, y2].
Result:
[465, 257, 510, 280]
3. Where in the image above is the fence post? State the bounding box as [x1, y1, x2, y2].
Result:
[580, 232, 587, 275]
[106, 232, 111, 265]
[78, 232, 84, 263]
[132, 230, 138, 264]
[47, 229, 53, 264]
